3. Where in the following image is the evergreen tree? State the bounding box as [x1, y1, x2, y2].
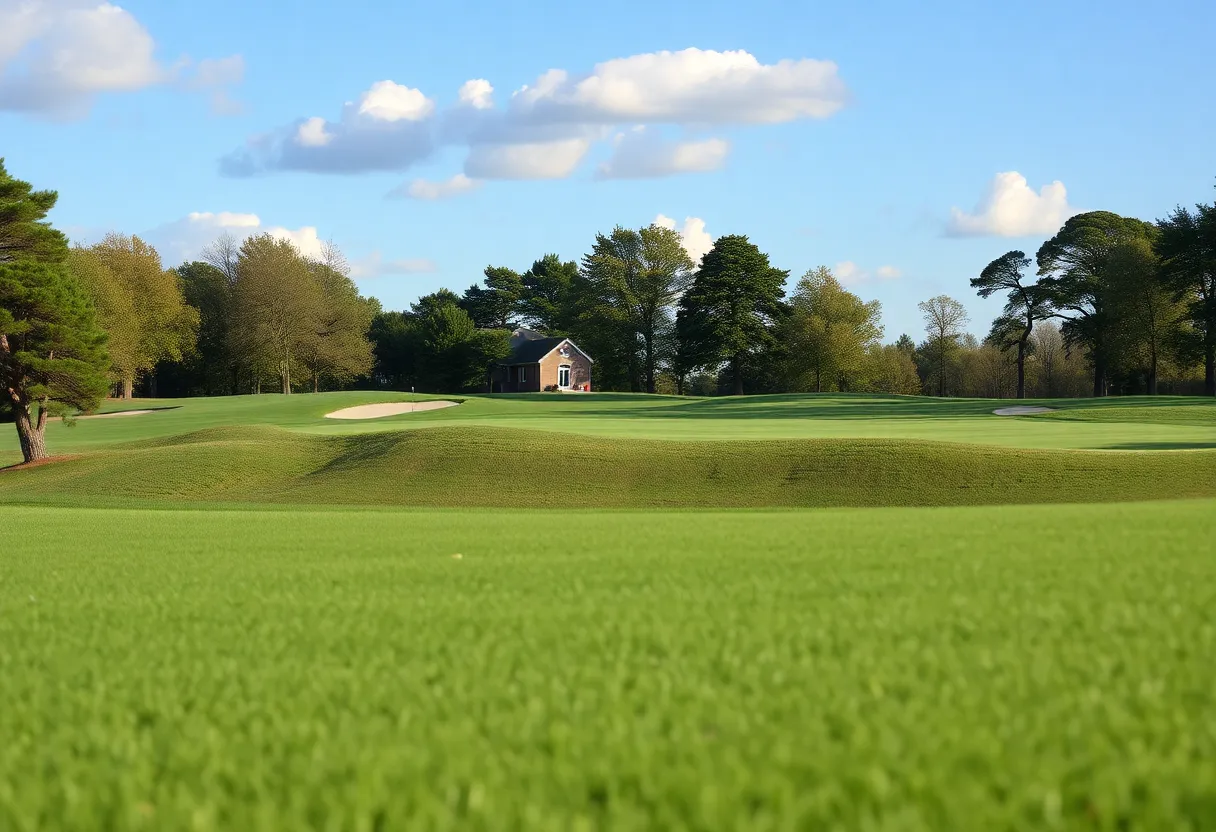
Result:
[675, 235, 787, 395]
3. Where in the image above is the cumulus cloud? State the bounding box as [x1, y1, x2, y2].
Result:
[465, 138, 592, 180]
[219, 80, 436, 176]
[0, 1, 242, 118]
[391, 173, 481, 200]
[597, 127, 728, 179]
[507, 48, 847, 125]
[654, 214, 714, 265]
[833, 261, 901, 286]
[350, 251, 438, 278]
[221, 47, 847, 179]
[458, 79, 494, 109]
[144, 211, 326, 264]
[947, 172, 1077, 237]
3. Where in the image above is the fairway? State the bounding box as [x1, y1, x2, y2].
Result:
[2, 392, 1215, 829]
[2, 501, 1214, 829]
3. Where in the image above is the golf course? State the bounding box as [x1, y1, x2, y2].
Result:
[2, 392, 1214, 829]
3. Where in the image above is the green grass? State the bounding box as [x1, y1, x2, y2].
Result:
[3, 424, 1216, 509]
[4, 392, 1216, 458]
[2, 501, 1214, 829]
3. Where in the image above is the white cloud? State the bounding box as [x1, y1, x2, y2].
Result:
[296, 117, 333, 147]
[831, 261, 902, 286]
[947, 172, 1077, 237]
[654, 214, 713, 265]
[465, 138, 592, 180]
[0, 1, 163, 116]
[350, 251, 438, 278]
[597, 127, 728, 179]
[458, 79, 494, 109]
[0, 1, 242, 118]
[145, 211, 325, 264]
[183, 54, 246, 116]
[392, 173, 482, 200]
[220, 79, 436, 176]
[834, 261, 865, 286]
[222, 47, 847, 179]
[508, 48, 847, 125]
[357, 80, 434, 122]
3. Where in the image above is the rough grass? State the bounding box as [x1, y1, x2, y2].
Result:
[2, 501, 1214, 830]
[3, 425, 1216, 508]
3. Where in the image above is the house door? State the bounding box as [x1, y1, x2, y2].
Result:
[558, 365, 571, 388]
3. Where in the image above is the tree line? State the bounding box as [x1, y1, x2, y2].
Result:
[3, 155, 1214, 464]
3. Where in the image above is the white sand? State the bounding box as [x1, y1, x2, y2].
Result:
[77, 409, 158, 419]
[993, 406, 1055, 416]
[324, 401, 459, 420]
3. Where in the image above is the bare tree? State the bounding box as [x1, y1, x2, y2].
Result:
[201, 231, 241, 287]
[918, 295, 969, 397]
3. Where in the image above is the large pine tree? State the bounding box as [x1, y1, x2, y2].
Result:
[1, 159, 110, 463]
[675, 235, 787, 395]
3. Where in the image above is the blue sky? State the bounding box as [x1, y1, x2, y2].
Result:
[2, 0, 1213, 340]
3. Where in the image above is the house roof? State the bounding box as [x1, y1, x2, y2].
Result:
[500, 337, 593, 365]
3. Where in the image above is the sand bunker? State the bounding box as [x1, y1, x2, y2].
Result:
[77, 409, 158, 419]
[324, 401, 459, 420]
[993, 406, 1055, 416]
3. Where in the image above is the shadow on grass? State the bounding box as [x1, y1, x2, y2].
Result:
[79, 406, 182, 417]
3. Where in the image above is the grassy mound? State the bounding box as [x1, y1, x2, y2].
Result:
[3, 425, 1215, 508]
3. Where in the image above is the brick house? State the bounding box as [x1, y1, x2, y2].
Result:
[491, 328, 593, 393]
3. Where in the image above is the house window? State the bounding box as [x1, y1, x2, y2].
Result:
[517, 366, 527, 383]
[558, 365, 571, 388]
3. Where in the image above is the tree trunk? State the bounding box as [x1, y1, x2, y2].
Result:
[313, 371, 319, 394]
[122, 376, 134, 399]
[1016, 339, 1027, 400]
[13, 400, 49, 464]
[938, 348, 946, 397]
[815, 368, 821, 394]
[643, 332, 656, 394]
[1092, 358, 1106, 398]
[1206, 343, 1215, 397]
[1148, 342, 1159, 396]
[732, 354, 744, 396]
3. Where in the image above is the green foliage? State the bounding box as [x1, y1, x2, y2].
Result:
[519, 254, 579, 332]
[0, 157, 68, 265]
[580, 224, 694, 393]
[971, 250, 1050, 398]
[460, 266, 523, 329]
[676, 235, 788, 395]
[1155, 200, 1216, 395]
[169, 262, 236, 395]
[68, 234, 199, 396]
[0, 259, 110, 461]
[783, 266, 883, 392]
[1, 500, 1215, 828]
[231, 234, 325, 394]
[917, 295, 969, 397]
[1037, 211, 1159, 396]
[369, 295, 506, 393]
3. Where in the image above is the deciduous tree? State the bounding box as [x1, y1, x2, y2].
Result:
[231, 234, 323, 394]
[1037, 211, 1156, 397]
[73, 234, 198, 398]
[784, 266, 883, 392]
[581, 224, 694, 393]
[918, 295, 969, 397]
